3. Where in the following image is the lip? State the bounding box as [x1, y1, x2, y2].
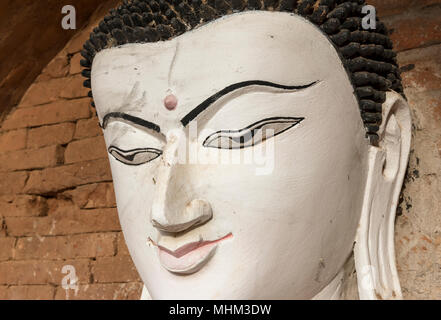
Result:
[148, 233, 233, 274]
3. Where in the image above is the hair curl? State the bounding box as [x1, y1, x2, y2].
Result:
[81, 0, 404, 145]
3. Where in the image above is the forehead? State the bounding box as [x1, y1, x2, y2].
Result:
[91, 11, 350, 126]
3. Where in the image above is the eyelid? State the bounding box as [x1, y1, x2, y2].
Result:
[104, 121, 165, 154]
[104, 119, 167, 146]
[108, 146, 162, 166]
[181, 80, 319, 127]
[203, 117, 304, 149]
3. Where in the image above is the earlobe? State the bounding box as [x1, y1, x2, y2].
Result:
[354, 91, 412, 300]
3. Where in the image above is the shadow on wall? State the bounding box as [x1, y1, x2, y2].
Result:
[0, 0, 120, 122]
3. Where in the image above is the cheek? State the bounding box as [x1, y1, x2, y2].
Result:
[108, 160, 158, 237]
[183, 128, 364, 242]
[103, 95, 367, 293]
[180, 116, 366, 289]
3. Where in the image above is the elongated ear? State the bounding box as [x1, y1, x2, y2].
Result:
[354, 91, 412, 300]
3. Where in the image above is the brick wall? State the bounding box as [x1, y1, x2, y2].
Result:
[0, 1, 440, 299]
[0, 2, 142, 300]
[374, 1, 441, 299]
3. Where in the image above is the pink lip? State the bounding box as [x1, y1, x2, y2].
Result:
[148, 233, 233, 274]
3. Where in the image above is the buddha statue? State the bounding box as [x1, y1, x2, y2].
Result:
[80, 0, 412, 300]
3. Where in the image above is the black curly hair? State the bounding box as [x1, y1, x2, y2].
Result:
[81, 0, 404, 145]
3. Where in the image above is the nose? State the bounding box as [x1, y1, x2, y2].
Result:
[150, 130, 213, 233]
[152, 199, 213, 233]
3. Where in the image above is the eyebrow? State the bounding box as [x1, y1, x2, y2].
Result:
[101, 80, 318, 131]
[180, 80, 318, 127]
[101, 112, 161, 132]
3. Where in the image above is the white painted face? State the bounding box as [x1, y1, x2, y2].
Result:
[91, 11, 370, 299]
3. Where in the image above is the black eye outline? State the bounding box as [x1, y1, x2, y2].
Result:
[108, 146, 162, 166]
[202, 117, 305, 150]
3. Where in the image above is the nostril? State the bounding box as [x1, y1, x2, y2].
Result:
[152, 219, 187, 233]
[151, 199, 213, 234]
[151, 216, 207, 233]
[185, 199, 212, 219]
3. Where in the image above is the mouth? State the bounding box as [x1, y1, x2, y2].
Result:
[148, 233, 233, 275]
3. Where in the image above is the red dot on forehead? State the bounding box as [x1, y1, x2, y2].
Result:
[164, 94, 178, 111]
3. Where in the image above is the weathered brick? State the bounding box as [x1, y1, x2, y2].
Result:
[406, 90, 441, 150]
[27, 123, 75, 149]
[59, 74, 89, 99]
[5, 207, 120, 237]
[69, 53, 83, 75]
[0, 217, 5, 237]
[0, 145, 64, 172]
[0, 129, 27, 152]
[368, 0, 441, 17]
[15, 233, 117, 260]
[18, 77, 72, 108]
[117, 233, 130, 256]
[0, 0, 161, 300]
[3, 217, 51, 237]
[0, 195, 48, 217]
[384, 6, 441, 52]
[55, 282, 143, 300]
[0, 171, 28, 195]
[0, 286, 7, 299]
[65, 136, 108, 164]
[1, 98, 91, 131]
[398, 44, 441, 93]
[74, 117, 102, 140]
[0, 259, 91, 285]
[19, 74, 88, 108]
[0, 237, 15, 261]
[92, 256, 140, 283]
[66, 26, 95, 55]
[64, 183, 116, 209]
[6, 285, 55, 300]
[24, 158, 112, 194]
[37, 52, 70, 82]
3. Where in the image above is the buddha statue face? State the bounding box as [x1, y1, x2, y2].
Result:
[85, 2, 411, 300]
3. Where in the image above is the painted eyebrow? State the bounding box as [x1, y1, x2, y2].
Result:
[180, 80, 319, 127]
[101, 112, 161, 133]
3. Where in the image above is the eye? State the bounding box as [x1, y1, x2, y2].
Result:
[108, 146, 162, 165]
[203, 117, 304, 149]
